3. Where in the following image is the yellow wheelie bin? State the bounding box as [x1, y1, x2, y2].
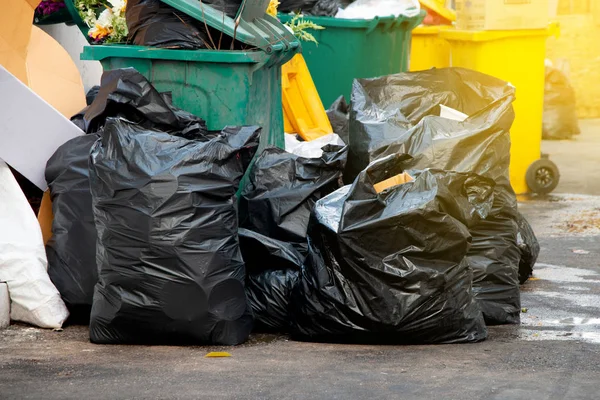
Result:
[410, 1, 454, 71]
[410, 25, 451, 71]
[440, 25, 560, 195]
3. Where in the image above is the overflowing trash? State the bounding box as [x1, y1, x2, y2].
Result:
[542, 65, 581, 141]
[348, 68, 522, 325]
[291, 154, 494, 343]
[89, 118, 260, 345]
[1, 0, 546, 349]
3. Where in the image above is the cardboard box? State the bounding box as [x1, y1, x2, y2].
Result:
[456, 0, 549, 31]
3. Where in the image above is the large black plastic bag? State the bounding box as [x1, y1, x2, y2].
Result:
[542, 66, 581, 140]
[46, 69, 211, 321]
[89, 118, 261, 345]
[81, 68, 208, 136]
[291, 154, 494, 344]
[516, 212, 540, 285]
[127, 0, 242, 50]
[239, 229, 304, 332]
[239, 143, 347, 249]
[127, 0, 210, 49]
[46, 135, 99, 318]
[348, 68, 521, 325]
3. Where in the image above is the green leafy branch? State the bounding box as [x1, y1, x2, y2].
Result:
[284, 13, 325, 45]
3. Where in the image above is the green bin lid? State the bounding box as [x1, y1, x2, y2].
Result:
[161, 0, 299, 54]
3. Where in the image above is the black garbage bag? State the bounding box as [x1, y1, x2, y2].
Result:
[127, 0, 242, 50]
[239, 143, 347, 250]
[49, 68, 215, 323]
[291, 154, 494, 343]
[326, 95, 350, 143]
[81, 68, 208, 136]
[542, 66, 581, 140]
[348, 68, 521, 325]
[127, 0, 211, 49]
[516, 212, 540, 285]
[89, 118, 261, 345]
[239, 229, 304, 332]
[45, 135, 99, 320]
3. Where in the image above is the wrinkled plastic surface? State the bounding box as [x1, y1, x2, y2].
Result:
[89, 118, 260, 345]
[336, 0, 420, 19]
[239, 142, 347, 248]
[348, 68, 521, 325]
[46, 135, 99, 316]
[82, 68, 208, 136]
[542, 66, 581, 141]
[291, 155, 493, 343]
[49, 69, 218, 321]
[516, 212, 540, 285]
[326, 96, 349, 144]
[0, 160, 69, 329]
[239, 229, 304, 332]
[127, 0, 210, 49]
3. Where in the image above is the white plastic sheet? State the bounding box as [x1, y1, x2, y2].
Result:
[336, 0, 420, 19]
[285, 133, 346, 158]
[0, 160, 68, 328]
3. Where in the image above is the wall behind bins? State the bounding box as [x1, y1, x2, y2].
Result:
[546, 0, 600, 118]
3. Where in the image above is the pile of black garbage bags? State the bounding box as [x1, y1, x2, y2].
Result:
[45, 67, 539, 347]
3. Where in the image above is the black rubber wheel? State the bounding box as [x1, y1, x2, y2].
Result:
[526, 159, 560, 194]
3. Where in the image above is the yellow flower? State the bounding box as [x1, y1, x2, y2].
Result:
[89, 24, 112, 40]
[267, 0, 279, 17]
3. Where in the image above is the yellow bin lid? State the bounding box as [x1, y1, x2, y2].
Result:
[419, 0, 456, 22]
[440, 22, 560, 42]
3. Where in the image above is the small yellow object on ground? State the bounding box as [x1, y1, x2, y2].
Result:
[205, 352, 232, 358]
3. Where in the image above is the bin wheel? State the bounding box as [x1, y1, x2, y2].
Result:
[526, 159, 560, 194]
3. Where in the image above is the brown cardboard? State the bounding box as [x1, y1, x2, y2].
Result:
[456, 0, 549, 31]
[374, 172, 414, 194]
[27, 26, 86, 119]
[0, 0, 40, 84]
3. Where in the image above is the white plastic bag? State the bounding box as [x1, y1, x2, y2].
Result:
[336, 0, 420, 19]
[285, 133, 346, 159]
[0, 160, 68, 328]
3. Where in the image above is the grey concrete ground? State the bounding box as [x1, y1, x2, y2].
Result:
[1, 122, 600, 399]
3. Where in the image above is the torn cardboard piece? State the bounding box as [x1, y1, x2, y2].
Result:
[374, 172, 414, 193]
